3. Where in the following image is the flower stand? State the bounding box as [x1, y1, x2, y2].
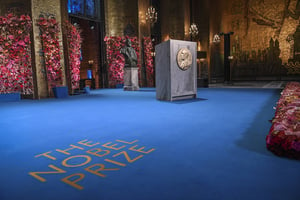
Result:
[116, 84, 124, 88]
[0, 92, 21, 102]
[84, 86, 90, 94]
[52, 86, 68, 98]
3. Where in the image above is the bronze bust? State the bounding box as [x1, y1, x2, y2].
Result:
[120, 39, 137, 68]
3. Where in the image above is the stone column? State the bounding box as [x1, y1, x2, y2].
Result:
[138, 0, 151, 87]
[31, 0, 66, 98]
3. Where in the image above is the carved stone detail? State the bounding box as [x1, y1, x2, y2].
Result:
[176, 47, 193, 71]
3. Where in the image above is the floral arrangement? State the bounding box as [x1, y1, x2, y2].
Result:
[65, 21, 82, 90]
[104, 36, 141, 87]
[266, 82, 300, 159]
[0, 13, 33, 94]
[143, 37, 154, 87]
[37, 15, 62, 89]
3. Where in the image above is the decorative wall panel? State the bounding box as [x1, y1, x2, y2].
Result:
[210, 0, 300, 79]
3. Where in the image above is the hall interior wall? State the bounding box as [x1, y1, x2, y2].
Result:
[75, 18, 101, 89]
[1, 0, 299, 95]
[104, 0, 138, 37]
[206, 0, 300, 81]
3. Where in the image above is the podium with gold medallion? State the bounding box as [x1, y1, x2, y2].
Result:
[155, 39, 197, 101]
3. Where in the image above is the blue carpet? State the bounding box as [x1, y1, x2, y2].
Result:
[0, 88, 300, 200]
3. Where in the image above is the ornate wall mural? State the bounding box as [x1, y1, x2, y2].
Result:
[221, 0, 300, 79]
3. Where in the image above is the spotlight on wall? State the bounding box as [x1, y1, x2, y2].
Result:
[228, 55, 234, 60]
[212, 34, 221, 43]
[88, 60, 94, 65]
[89, 21, 95, 30]
[71, 18, 79, 26]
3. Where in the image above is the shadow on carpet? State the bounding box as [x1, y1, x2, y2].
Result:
[235, 89, 281, 156]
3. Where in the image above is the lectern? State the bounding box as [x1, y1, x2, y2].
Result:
[155, 39, 197, 101]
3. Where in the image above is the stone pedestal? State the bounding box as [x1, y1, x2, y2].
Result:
[155, 39, 197, 101]
[123, 67, 139, 91]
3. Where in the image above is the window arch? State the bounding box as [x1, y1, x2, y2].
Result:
[68, 0, 97, 18]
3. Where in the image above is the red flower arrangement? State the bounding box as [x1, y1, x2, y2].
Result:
[143, 37, 154, 87]
[266, 82, 300, 159]
[0, 13, 33, 94]
[104, 36, 141, 87]
[37, 15, 62, 89]
[65, 21, 82, 90]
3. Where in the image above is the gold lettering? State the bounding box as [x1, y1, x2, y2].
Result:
[116, 139, 138, 144]
[113, 151, 143, 163]
[35, 151, 56, 160]
[61, 173, 85, 190]
[102, 142, 126, 150]
[129, 145, 155, 154]
[29, 165, 66, 182]
[78, 139, 100, 147]
[86, 148, 110, 157]
[56, 144, 84, 155]
[85, 164, 119, 177]
[62, 155, 92, 167]
[104, 159, 126, 167]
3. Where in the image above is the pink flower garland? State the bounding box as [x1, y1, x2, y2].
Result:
[266, 82, 300, 159]
[65, 21, 82, 90]
[104, 36, 141, 87]
[38, 16, 62, 88]
[143, 37, 154, 87]
[0, 13, 33, 94]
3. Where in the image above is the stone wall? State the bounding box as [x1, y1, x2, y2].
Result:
[0, 0, 31, 15]
[161, 0, 190, 41]
[104, 0, 138, 37]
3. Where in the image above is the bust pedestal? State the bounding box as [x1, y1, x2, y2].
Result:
[123, 67, 139, 91]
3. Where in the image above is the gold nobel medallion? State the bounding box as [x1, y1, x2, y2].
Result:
[176, 47, 192, 70]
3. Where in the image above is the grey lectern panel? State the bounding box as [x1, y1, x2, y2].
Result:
[155, 39, 197, 101]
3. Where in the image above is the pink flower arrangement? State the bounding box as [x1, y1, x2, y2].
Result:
[266, 82, 300, 159]
[0, 13, 33, 94]
[65, 21, 82, 90]
[143, 37, 154, 87]
[104, 36, 141, 87]
[37, 16, 62, 89]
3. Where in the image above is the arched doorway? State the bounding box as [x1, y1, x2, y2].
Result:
[67, 0, 106, 89]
